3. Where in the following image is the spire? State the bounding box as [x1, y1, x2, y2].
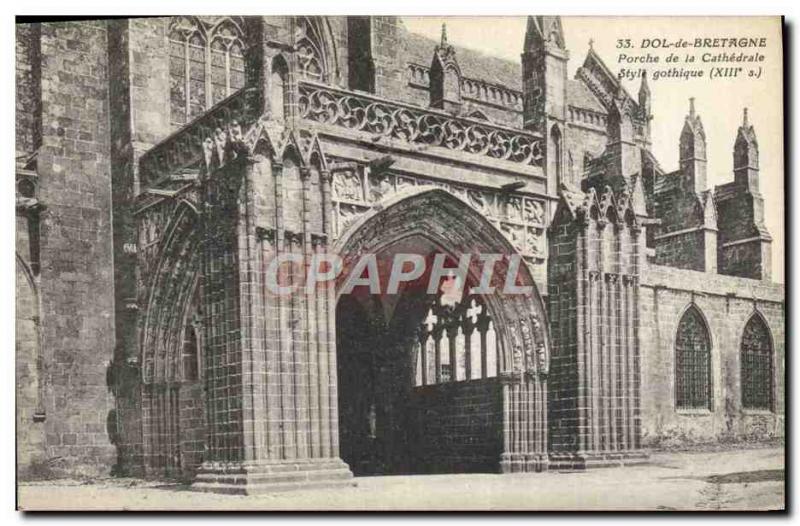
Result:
[639, 70, 650, 95]
[735, 106, 756, 146]
[679, 96, 707, 193]
[638, 71, 652, 144]
[523, 16, 538, 50]
[524, 16, 565, 51]
[734, 106, 759, 187]
[684, 97, 703, 132]
[429, 21, 460, 110]
[638, 71, 651, 112]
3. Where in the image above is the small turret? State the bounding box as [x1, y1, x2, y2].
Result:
[733, 107, 759, 191]
[637, 72, 652, 145]
[522, 16, 568, 194]
[429, 22, 462, 111]
[715, 106, 771, 280]
[679, 97, 707, 193]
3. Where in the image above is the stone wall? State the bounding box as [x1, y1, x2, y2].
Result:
[408, 379, 503, 473]
[27, 20, 117, 477]
[546, 210, 579, 452]
[654, 228, 715, 273]
[16, 16, 785, 483]
[16, 23, 41, 157]
[638, 264, 784, 447]
[716, 188, 772, 280]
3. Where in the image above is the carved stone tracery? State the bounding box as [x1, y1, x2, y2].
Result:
[298, 81, 544, 167]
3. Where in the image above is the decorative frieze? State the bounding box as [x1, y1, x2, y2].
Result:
[298, 81, 543, 167]
[327, 161, 547, 260]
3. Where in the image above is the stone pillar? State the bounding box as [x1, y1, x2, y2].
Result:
[192, 153, 352, 495]
[548, 189, 648, 470]
[499, 372, 549, 473]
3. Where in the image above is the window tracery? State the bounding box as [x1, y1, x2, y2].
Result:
[675, 306, 712, 410]
[169, 18, 248, 127]
[413, 294, 498, 386]
[295, 17, 325, 81]
[741, 315, 773, 411]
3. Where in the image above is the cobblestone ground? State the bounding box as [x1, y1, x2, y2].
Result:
[18, 447, 784, 511]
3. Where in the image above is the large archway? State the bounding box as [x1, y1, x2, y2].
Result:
[138, 201, 207, 480]
[333, 187, 551, 474]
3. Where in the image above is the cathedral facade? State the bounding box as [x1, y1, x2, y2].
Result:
[16, 16, 784, 492]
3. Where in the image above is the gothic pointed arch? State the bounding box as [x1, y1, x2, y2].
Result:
[674, 304, 713, 410]
[169, 16, 250, 127]
[550, 123, 564, 188]
[208, 17, 247, 105]
[333, 186, 551, 473]
[295, 16, 338, 83]
[268, 54, 289, 122]
[137, 200, 207, 477]
[307, 134, 330, 171]
[140, 201, 202, 384]
[740, 312, 774, 411]
[278, 130, 306, 167]
[169, 17, 207, 126]
[334, 186, 550, 378]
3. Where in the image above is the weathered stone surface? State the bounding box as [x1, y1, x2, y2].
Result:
[15, 16, 783, 488]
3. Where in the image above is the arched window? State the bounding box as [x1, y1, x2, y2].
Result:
[181, 284, 203, 383]
[210, 25, 246, 106]
[675, 306, 712, 410]
[181, 325, 200, 382]
[269, 56, 289, 122]
[169, 17, 248, 127]
[741, 314, 773, 410]
[551, 125, 563, 188]
[295, 17, 325, 81]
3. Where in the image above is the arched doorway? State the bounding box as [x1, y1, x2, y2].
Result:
[139, 202, 208, 480]
[334, 187, 551, 475]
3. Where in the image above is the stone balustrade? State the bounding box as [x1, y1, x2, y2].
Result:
[298, 80, 542, 167]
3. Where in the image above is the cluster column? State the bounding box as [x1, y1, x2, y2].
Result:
[192, 152, 353, 495]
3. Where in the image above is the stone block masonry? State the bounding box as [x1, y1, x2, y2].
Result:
[15, 16, 784, 490]
[638, 264, 784, 446]
[408, 379, 503, 473]
[18, 20, 117, 477]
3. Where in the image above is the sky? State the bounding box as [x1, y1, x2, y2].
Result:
[401, 16, 784, 283]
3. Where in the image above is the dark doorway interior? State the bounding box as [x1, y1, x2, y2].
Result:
[335, 240, 504, 476]
[336, 294, 418, 475]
